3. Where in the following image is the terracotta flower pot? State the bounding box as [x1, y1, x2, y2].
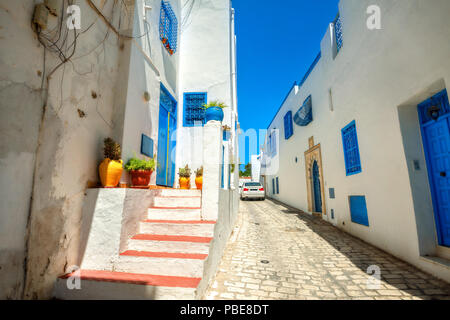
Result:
[179, 177, 190, 189]
[129, 170, 152, 187]
[195, 176, 203, 190]
[99, 158, 123, 188]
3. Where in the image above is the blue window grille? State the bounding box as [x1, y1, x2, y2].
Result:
[183, 93, 206, 127]
[341, 120, 362, 176]
[349, 196, 369, 226]
[334, 13, 343, 53]
[284, 111, 294, 140]
[159, 1, 178, 55]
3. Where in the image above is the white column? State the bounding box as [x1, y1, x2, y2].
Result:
[201, 121, 223, 221]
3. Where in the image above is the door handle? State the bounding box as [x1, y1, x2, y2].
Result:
[440, 171, 447, 177]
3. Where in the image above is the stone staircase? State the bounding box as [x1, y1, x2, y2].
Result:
[55, 189, 216, 300]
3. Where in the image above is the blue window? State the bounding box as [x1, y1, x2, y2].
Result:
[159, 1, 178, 55]
[272, 178, 275, 194]
[276, 177, 279, 194]
[334, 13, 343, 53]
[141, 134, 154, 158]
[284, 111, 293, 140]
[341, 120, 362, 176]
[349, 196, 369, 226]
[183, 93, 206, 127]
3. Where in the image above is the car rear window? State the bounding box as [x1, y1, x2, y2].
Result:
[244, 183, 262, 187]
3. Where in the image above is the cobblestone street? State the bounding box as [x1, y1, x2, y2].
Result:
[205, 199, 450, 300]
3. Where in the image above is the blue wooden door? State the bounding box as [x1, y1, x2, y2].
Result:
[312, 161, 322, 213]
[156, 86, 177, 187]
[420, 89, 450, 247]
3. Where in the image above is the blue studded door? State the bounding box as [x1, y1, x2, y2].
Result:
[312, 160, 322, 213]
[419, 89, 450, 247]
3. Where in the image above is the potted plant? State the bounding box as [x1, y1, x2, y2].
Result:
[99, 138, 123, 188]
[202, 100, 228, 123]
[125, 156, 156, 187]
[178, 165, 192, 189]
[195, 166, 203, 190]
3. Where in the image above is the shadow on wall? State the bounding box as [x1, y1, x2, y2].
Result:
[269, 198, 450, 295]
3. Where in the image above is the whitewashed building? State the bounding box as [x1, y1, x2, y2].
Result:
[0, 0, 238, 299]
[261, 0, 450, 283]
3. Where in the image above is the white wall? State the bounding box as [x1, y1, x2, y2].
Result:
[176, 0, 236, 187]
[263, 0, 450, 282]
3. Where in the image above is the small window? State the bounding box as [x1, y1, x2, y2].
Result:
[334, 13, 343, 53]
[349, 196, 369, 226]
[341, 120, 362, 176]
[284, 111, 294, 140]
[183, 93, 206, 127]
[272, 178, 275, 194]
[159, 1, 178, 55]
[270, 130, 277, 156]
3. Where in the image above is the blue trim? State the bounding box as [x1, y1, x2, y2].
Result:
[284, 111, 293, 140]
[298, 52, 321, 88]
[183, 92, 207, 127]
[349, 196, 369, 227]
[341, 120, 362, 176]
[267, 82, 297, 129]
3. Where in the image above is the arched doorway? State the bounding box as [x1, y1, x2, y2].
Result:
[312, 160, 322, 213]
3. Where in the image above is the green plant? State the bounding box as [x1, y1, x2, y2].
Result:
[202, 100, 228, 110]
[195, 166, 203, 177]
[230, 163, 235, 173]
[125, 156, 155, 171]
[104, 138, 121, 161]
[179, 165, 192, 178]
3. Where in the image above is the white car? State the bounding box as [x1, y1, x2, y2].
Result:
[240, 182, 265, 201]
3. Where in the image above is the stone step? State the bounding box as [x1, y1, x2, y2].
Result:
[158, 189, 201, 198]
[54, 270, 199, 300]
[115, 251, 206, 278]
[140, 220, 216, 237]
[153, 196, 201, 208]
[127, 234, 212, 254]
[147, 208, 202, 221]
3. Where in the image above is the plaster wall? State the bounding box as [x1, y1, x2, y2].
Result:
[176, 0, 236, 187]
[263, 0, 450, 282]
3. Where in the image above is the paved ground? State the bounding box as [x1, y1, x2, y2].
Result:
[205, 199, 450, 300]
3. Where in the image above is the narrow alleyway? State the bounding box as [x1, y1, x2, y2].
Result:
[205, 199, 450, 300]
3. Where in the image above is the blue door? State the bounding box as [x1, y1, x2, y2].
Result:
[156, 86, 177, 187]
[419, 89, 450, 247]
[312, 161, 322, 213]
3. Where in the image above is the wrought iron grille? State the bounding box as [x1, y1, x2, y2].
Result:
[159, 1, 178, 55]
[341, 120, 361, 176]
[334, 13, 343, 53]
[183, 93, 207, 127]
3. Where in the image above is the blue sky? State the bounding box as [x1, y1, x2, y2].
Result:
[234, 0, 339, 168]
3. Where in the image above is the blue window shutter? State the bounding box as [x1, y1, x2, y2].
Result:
[160, 1, 178, 54]
[272, 178, 275, 194]
[284, 111, 293, 140]
[341, 120, 362, 176]
[183, 93, 207, 127]
[276, 177, 279, 194]
[349, 196, 369, 226]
